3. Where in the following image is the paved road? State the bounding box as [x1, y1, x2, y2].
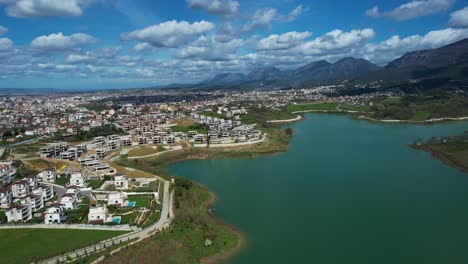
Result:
[38, 180, 173, 264]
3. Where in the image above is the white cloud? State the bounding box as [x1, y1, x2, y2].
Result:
[256, 31, 312, 50]
[242, 7, 277, 32]
[365, 0, 455, 21]
[448, 6, 468, 28]
[0, 25, 7, 36]
[0, 37, 12, 51]
[133, 42, 153, 52]
[175, 35, 243, 61]
[31, 32, 95, 51]
[121, 20, 215, 48]
[5, 0, 83, 18]
[281, 5, 306, 22]
[66, 53, 95, 63]
[363, 27, 468, 64]
[298, 28, 375, 55]
[186, 0, 239, 15]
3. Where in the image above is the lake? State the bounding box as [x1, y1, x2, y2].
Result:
[169, 114, 468, 264]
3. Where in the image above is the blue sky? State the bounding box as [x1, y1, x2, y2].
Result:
[0, 0, 467, 89]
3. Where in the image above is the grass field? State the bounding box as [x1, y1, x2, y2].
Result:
[241, 107, 296, 124]
[286, 102, 339, 112]
[129, 195, 153, 208]
[417, 140, 468, 173]
[128, 147, 160, 157]
[369, 94, 468, 121]
[0, 229, 125, 263]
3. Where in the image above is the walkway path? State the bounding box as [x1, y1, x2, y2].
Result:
[267, 115, 302, 123]
[38, 180, 173, 264]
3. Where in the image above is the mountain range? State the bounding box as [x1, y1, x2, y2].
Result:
[181, 37, 468, 92]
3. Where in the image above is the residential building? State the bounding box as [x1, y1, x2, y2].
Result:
[88, 203, 109, 224]
[37, 169, 56, 183]
[69, 172, 87, 187]
[60, 193, 77, 210]
[43, 204, 67, 224]
[6, 205, 32, 223]
[0, 162, 16, 187]
[0, 187, 12, 208]
[106, 191, 128, 206]
[20, 194, 44, 212]
[114, 174, 129, 190]
[11, 180, 30, 198]
[25, 174, 38, 189]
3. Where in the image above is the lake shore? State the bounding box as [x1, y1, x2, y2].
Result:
[201, 191, 246, 264]
[411, 144, 468, 174]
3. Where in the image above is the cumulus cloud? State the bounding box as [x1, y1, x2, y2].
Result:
[1, 0, 108, 18]
[448, 6, 468, 28]
[121, 20, 215, 48]
[66, 53, 96, 63]
[5, 0, 82, 18]
[363, 27, 468, 64]
[256, 31, 312, 50]
[175, 35, 243, 61]
[0, 25, 7, 36]
[0, 37, 13, 51]
[242, 7, 277, 32]
[31, 32, 95, 51]
[365, 0, 455, 21]
[133, 42, 153, 52]
[298, 28, 375, 56]
[186, 0, 239, 15]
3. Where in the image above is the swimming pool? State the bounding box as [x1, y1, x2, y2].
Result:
[112, 216, 121, 224]
[128, 201, 136, 207]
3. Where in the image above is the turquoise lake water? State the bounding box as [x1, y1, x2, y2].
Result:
[169, 114, 468, 264]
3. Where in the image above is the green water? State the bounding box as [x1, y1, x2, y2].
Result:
[169, 114, 468, 264]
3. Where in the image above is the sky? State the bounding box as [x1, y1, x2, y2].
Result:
[0, 0, 467, 89]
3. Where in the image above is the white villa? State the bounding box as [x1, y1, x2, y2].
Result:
[20, 194, 44, 212]
[43, 204, 67, 224]
[0, 187, 12, 208]
[25, 174, 38, 189]
[107, 191, 128, 206]
[70, 171, 87, 187]
[38, 169, 57, 183]
[114, 174, 129, 190]
[0, 162, 16, 187]
[88, 203, 109, 224]
[60, 193, 77, 210]
[11, 180, 30, 198]
[6, 205, 32, 223]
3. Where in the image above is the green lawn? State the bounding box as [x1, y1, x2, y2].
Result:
[241, 107, 296, 124]
[55, 176, 69, 186]
[87, 179, 105, 189]
[129, 195, 153, 208]
[286, 102, 339, 112]
[171, 124, 206, 134]
[0, 229, 125, 263]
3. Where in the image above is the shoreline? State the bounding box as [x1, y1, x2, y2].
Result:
[358, 115, 468, 124]
[410, 144, 468, 174]
[201, 190, 246, 264]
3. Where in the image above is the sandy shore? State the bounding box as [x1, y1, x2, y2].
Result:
[201, 190, 246, 264]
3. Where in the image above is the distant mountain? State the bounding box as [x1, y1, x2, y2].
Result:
[293, 58, 380, 86]
[185, 37, 468, 92]
[366, 38, 468, 83]
[205, 73, 246, 85]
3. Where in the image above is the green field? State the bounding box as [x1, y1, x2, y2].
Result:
[171, 123, 206, 134]
[369, 94, 468, 121]
[241, 107, 296, 124]
[0, 229, 125, 263]
[420, 140, 468, 172]
[129, 195, 153, 208]
[286, 102, 339, 112]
